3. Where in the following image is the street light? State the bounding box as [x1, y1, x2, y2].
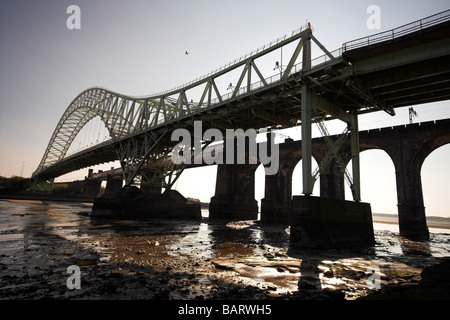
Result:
[274, 47, 286, 78]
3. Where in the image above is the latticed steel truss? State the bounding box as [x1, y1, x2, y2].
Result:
[32, 24, 316, 188]
[31, 14, 424, 198]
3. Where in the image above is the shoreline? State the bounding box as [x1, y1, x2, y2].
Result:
[0, 193, 95, 203]
[372, 214, 450, 230]
[1, 196, 449, 230]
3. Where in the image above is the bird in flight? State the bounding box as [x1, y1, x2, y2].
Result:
[185, 51, 188, 55]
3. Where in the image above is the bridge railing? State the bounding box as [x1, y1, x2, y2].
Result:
[149, 25, 306, 98]
[202, 46, 344, 108]
[309, 48, 344, 69]
[342, 9, 450, 52]
[207, 72, 285, 106]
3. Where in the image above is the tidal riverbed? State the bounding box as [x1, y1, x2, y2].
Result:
[0, 199, 449, 300]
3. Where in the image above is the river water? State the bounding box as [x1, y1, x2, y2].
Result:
[0, 199, 449, 300]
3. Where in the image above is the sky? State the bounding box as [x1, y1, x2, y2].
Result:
[1, 0, 450, 217]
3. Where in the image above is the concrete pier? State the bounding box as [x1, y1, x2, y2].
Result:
[81, 179, 102, 197]
[91, 187, 201, 220]
[290, 196, 375, 249]
[209, 163, 259, 220]
[102, 175, 123, 198]
[260, 167, 293, 224]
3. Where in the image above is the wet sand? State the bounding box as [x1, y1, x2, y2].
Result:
[0, 199, 449, 300]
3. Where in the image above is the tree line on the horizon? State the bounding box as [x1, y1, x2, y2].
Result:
[0, 176, 30, 194]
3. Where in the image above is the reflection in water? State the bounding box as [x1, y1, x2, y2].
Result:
[399, 237, 431, 256]
[298, 259, 321, 291]
[0, 200, 449, 299]
[173, 222, 213, 260]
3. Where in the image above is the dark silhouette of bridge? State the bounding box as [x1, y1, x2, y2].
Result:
[31, 10, 450, 247]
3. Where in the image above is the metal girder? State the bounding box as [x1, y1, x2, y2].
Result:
[33, 178, 54, 193]
[311, 95, 351, 123]
[310, 107, 360, 201]
[250, 60, 268, 86]
[232, 63, 250, 98]
[138, 155, 186, 191]
[346, 79, 395, 116]
[115, 131, 166, 186]
[311, 34, 336, 61]
[350, 112, 361, 202]
[349, 37, 450, 76]
[371, 72, 450, 97]
[311, 126, 350, 183]
[282, 35, 305, 80]
[362, 57, 450, 100]
[301, 84, 312, 195]
[250, 108, 293, 127]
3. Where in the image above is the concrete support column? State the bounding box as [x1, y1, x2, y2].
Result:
[260, 166, 293, 224]
[209, 163, 258, 220]
[290, 195, 374, 249]
[301, 85, 312, 196]
[260, 137, 297, 223]
[209, 134, 259, 219]
[140, 172, 162, 197]
[103, 175, 124, 198]
[82, 179, 102, 197]
[392, 148, 429, 240]
[350, 112, 361, 202]
[301, 32, 312, 196]
[320, 162, 345, 200]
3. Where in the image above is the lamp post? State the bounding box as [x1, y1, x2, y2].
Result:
[274, 47, 286, 79]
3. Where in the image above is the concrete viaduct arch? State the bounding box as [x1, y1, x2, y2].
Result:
[209, 119, 450, 240]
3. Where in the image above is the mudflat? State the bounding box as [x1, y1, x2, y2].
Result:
[1, 200, 449, 300]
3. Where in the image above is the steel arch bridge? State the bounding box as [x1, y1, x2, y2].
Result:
[32, 10, 450, 200]
[33, 23, 317, 191]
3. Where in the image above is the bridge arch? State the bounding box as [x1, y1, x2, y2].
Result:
[414, 132, 450, 171]
[292, 156, 321, 197]
[415, 133, 450, 218]
[33, 88, 152, 177]
[36, 103, 102, 174]
[255, 163, 265, 215]
[422, 143, 450, 219]
[344, 149, 397, 217]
